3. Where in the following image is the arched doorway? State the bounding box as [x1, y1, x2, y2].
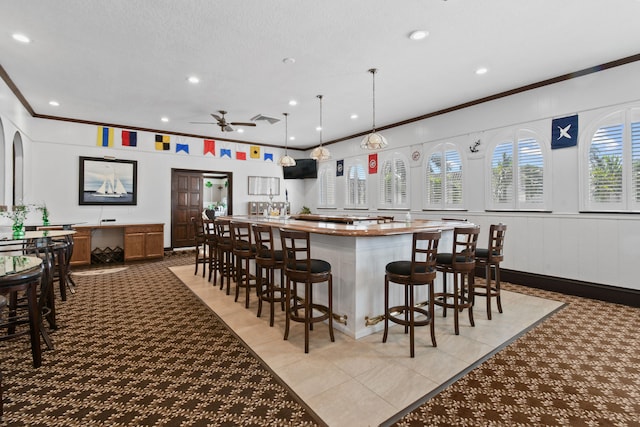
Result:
[12, 131, 24, 205]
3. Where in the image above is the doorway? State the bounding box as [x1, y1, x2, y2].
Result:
[170, 169, 233, 249]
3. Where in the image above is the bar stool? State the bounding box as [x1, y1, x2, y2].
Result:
[252, 224, 286, 326]
[230, 221, 258, 308]
[434, 226, 480, 335]
[0, 294, 5, 418]
[203, 219, 219, 284]
[191, 216, 207, 277]
[214, 218, 234, 294]
[473, 223, 507, 320]
[383, 230, 441, 357]
[279, 228, 334, 353]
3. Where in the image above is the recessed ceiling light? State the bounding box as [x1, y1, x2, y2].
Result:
[289, 100, 297, 106]
[282, 57, 296, 64]
[49, 100, 60, 106]
[475, 67, 489, 75]
[187, 76, 200, 84]
[289, 136, 295, 141]
[161, 117, 169, 122]
[408, 30, 429, 41]
[236, 128, 244, 133]
[12, 33, 30, 43]
[315, 126, 322, 132]
[350, 114, 358, 120]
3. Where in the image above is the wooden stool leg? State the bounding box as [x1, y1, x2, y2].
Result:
[328, 275, 334, 343]
[495, 264, 503, 313]
[383, 276, 389, 343]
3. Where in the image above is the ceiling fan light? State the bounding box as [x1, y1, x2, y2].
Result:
[310, 146, 331, 161]
[360, 132, 388, 150]
[278, 155, 297, 167]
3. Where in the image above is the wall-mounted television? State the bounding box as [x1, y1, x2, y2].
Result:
[283, 158, 318, 179]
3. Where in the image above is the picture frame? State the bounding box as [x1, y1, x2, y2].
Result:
[248, 176, 280, 196]
[79, 156, 137, 205]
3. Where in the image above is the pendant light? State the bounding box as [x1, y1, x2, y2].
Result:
[310, 94, 331, 161]
[360, 68, 388, 150]
[278, 113, 296, 167]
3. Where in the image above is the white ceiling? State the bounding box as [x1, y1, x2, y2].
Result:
[1, 0, 640, 150]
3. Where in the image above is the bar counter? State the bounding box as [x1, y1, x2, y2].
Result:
[223, 215, 471, 339]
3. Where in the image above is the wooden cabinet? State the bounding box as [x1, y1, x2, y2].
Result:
[124, 224, 164, 261]
[70, 223, 164, 266]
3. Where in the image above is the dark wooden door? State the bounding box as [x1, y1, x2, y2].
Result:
[171, 170, 203, 248]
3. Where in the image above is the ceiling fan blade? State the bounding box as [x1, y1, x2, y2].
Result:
[211, 113, 223, 121]
[223, 125, 234, 132]
[230, 122, 257, 127]
[190, 121, 217, 124]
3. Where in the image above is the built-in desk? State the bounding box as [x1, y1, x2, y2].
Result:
[70, 223, 164, 266]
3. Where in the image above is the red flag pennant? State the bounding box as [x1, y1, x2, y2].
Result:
[236, 151, 246, 160]
[368, 153, 378, 174]
[204, 139, 215, 155]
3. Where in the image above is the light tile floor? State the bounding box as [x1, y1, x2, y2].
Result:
[170, 265, 563, 427]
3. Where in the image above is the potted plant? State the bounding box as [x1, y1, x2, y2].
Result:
[1, 205, 30, 238]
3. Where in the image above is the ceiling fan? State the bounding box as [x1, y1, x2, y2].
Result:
[191, 110, 257, 132]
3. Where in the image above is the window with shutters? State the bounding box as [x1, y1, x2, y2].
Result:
[424, 143, 464, 209]
[318, 163, 336, 208]
[487, 129, 547, 210]
[378, 153, 409, 209]
[582, 107, 640, 211]
[346, 160, 367, 208]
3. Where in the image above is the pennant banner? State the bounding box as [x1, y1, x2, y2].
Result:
[121, 130, 137, 147]
[176, 143, 189, 154]
[97, 126, 114, 147]
[368, 153, 378, 174]
[155, 134, 170, 151]
[220, 148, 232, 158]
[236, 151, 247, 160]
[264, 152, 274, 162]
[250, 146, 261, 159]
[204, 139, 215, 156]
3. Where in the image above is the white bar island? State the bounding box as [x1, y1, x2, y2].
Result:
[226, 215, 470, 339]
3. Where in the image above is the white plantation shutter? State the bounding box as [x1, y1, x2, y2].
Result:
[631, 121, 640, 205]
[318, 164, 336, 207]
[491, 142, 514, 207]
[517, 137, 544, 207]
[424, 143, 464, 209]
[445, 149, 463, 207]
[346, 162, 367, 207]
[426, 152, 442, 205]
[379, 154, 409, 208]
[588, 124, 623, 207]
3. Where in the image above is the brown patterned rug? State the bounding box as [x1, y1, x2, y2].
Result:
[2, 253, 639, 426]
[1, 253, 323, 426]
[388, 284, 640, 426]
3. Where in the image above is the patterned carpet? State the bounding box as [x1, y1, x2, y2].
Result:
[1, 253, 323, 426]
[2, 253, 639, 426]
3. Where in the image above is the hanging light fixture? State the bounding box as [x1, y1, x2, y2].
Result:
[360, 68, 388, 150]
[278, 113, 296, 167]
[310, 94, 331, 161]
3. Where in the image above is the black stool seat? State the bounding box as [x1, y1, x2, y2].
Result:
[252, 224, 287, 327]
[434, 226, 480, 335]
[280, 228, 334, 353]
[383, 231, 440, 357]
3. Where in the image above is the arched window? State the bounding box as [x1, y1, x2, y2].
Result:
[581, 107, 640, 211]
[487, 129, 548, 210]
[424, 143, 464, 209]
[345, 160, 367, 208]
[378, 153, 409, 209]
[318, 162, 336, 208]
[12, 131, 24, 206]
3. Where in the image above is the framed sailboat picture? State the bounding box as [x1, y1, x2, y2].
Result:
[79, 157, 137, 205]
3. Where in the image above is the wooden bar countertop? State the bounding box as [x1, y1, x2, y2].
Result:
[222, 215, 472, 237]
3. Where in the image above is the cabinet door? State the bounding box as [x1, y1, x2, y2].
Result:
[70, 229, 92, 266]
[124, 232, 146, 261]
[145, 231, 165, 258]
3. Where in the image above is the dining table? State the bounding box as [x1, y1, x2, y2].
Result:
[0, 254, 46, 366]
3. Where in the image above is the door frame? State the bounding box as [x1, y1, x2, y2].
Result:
[170, 168, 233, 249]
